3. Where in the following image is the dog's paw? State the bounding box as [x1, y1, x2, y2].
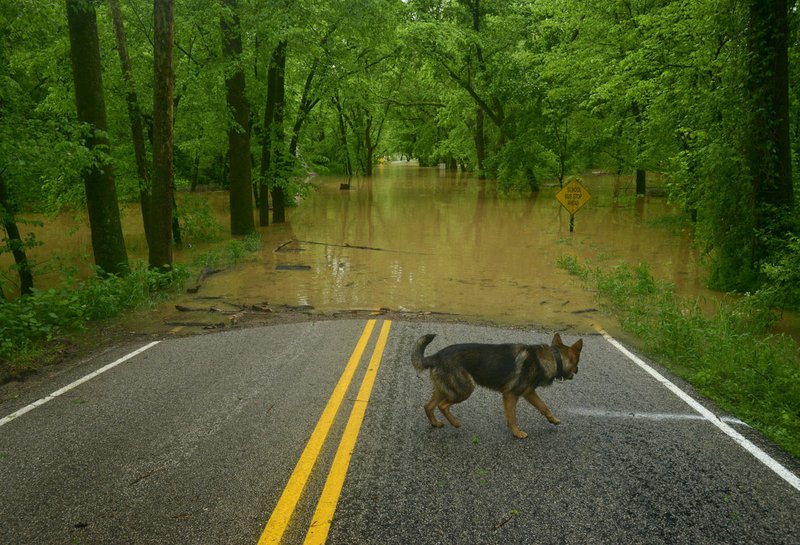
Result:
[513, 430, 528, 439]
[548, 416, 561, 425]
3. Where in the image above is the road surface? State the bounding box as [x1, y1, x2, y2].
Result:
[1, 319, 798, 544]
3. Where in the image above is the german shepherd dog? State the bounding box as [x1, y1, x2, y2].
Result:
[412, 333, 584, 438]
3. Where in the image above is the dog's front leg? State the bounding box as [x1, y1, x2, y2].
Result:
[502, 392, 528, 439]
[523, 390, 561, 425]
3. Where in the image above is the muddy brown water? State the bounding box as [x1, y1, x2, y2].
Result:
[7, 162, 783, 340]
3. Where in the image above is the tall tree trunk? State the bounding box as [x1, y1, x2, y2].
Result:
[474, 108, 485, 178]
[221, 0, 255, 235]
[746, 0, 794, 265]
[66, 0, 129, 276]
[288, 61, 320, 158]
[464, 0, 487, 178]
[149, 0, 175, 270]
[258, 44, 281, 227]
[631, 100, 647, 196]
[108, 0, 152, 248]
[269, 41, 287, 224]
[364, 113, 374, 176]
[0, 171, 33, 296]
[333, 94, 353, 176]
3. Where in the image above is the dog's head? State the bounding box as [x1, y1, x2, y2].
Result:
[551, 333, 583, 380]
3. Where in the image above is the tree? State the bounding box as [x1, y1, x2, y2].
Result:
[745, 0, 794, 266]
[149, 0, 175, 271]
[108, 0, 152, 247]
[268, 40, 288, 223]
[65, 0, 129, 275]
[259, 41, 286, 226]
[0, 170, 33, 296]
[220, 0, 255, 235]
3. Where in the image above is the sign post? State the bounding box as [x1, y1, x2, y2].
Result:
[555, 178, 591, 232]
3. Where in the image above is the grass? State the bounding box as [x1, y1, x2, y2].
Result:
[557, 256, 800, 459]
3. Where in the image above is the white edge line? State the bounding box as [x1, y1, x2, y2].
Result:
[0, 341, 161, 428]
[598, 328, 800, 493]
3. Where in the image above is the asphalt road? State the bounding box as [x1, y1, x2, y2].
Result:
[1, 319, 798, 545]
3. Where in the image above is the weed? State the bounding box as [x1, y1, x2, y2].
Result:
[475, 467, 490, 486]
[0, 263, 189, 382]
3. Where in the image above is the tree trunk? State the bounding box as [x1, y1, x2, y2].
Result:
[333, 95, 353, 176]
[221, 0, 255, 235]
[0, 171, 33, 296]
[269, 41, 288, 224]
[746, 0, 794, 264]
[631, 100, 647, 196]
[148, 0, 175, 270]
[258, 44, 280, 227]
[108, 0, 152, 248]
[66, 0, 129, 276]
[636, 169, 646, 196]
[474, 108, 485, 178]
[289, 61, 320, 158]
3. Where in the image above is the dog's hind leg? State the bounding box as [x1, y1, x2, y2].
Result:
[502, 392, 528, 439]
[424, 395, 444, 428]
[523, 390, 561, 425]
[438, 401, 461, 428]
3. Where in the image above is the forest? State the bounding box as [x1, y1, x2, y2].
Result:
[1, 1, 799, 332]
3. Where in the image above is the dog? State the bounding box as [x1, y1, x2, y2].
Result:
[412, 333, 584, 438]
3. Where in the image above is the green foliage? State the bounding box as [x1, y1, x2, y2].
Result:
[225, 232, 262, 262]
[177, 193, 225, 243]
[0, 264, 189, 377]
[756, 234, 800, 311]
[559, 258, 800, 458]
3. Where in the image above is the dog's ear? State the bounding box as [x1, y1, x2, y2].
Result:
[570, 338, 583, 356]
[552, 333, 563, 346]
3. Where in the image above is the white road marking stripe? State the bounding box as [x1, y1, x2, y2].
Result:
[0, 341, 161, 428]
[598, 328, 800, 493]
[567, 407, 749, 426]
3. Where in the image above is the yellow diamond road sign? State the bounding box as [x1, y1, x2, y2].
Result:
[556, 179, 591, 215]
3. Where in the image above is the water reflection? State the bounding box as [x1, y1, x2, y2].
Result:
[197, 163, 705, 332]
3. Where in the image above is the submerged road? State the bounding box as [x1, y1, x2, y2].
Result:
[1, 319, 798, 545]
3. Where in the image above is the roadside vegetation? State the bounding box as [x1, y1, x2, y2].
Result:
[558, 255, 800, 459]
[0, 233, 261, 383]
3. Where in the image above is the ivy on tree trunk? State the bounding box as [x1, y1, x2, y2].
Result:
[65, 0, 129, 276]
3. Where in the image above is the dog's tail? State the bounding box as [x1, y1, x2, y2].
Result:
[411, 333, 437, 373]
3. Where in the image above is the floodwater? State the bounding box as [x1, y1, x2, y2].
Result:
[3, 163, 716, 336]
[175, 163, 707, 335]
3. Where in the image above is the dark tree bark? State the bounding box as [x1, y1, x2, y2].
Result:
[746, 0, 794, 265]
[221, 0, 255, 235]
[332, 94, 353, 176]
[288, 62, 321, 158]
[258, 44, 281, 227]
[0, 171, 33, 296]
[66, 0, 129, 276]
[631, 100, 647, 196]
[148, 0, 175, 270]
[108, 0, 152, 247]
[268, 41, 288, 224]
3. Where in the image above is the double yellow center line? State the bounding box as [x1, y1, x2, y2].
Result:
[257, 319, 392, 545]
